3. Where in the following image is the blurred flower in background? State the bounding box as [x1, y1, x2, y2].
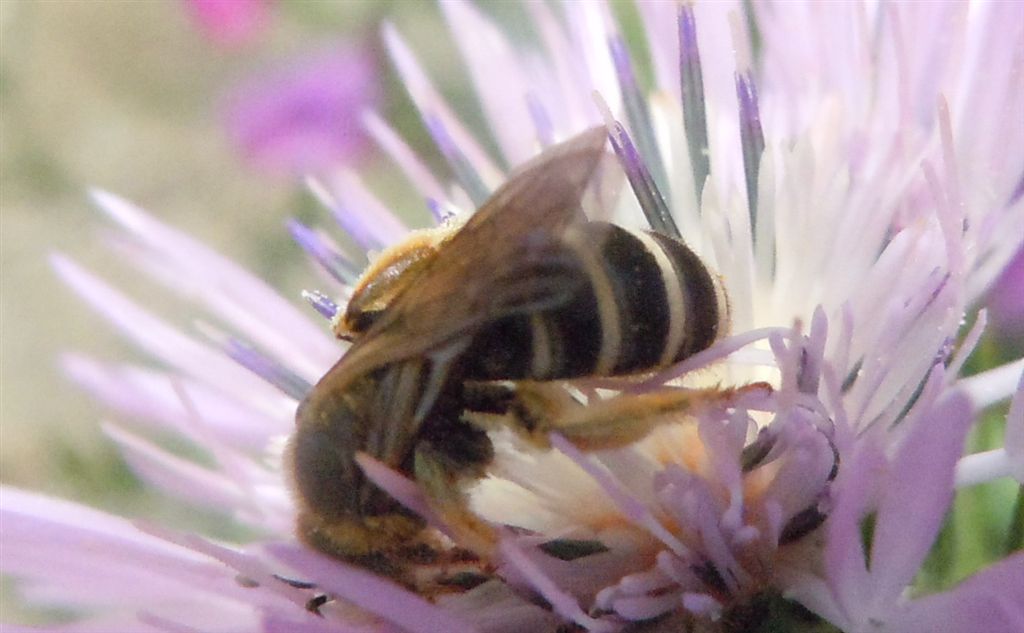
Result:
[223, 44, 379, 175]
[184, 0, 271, 49]
[0, 0, 392, 503]
[184, 0, 380, 175]
[2, 1, 1023, 633]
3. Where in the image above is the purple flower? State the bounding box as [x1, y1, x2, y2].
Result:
[223, 45, 379, 175]
[184, 0, 271, 48]
[5, 2, 1024, 632]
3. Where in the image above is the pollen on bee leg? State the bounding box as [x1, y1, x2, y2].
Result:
[547, 382, 772, 452]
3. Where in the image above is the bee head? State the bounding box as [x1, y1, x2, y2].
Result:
[335, 223, 460, 339]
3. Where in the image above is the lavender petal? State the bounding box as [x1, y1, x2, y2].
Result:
[735, 70, 764, 239]
[286, 219, 360, 285]
[267, 543, 478, 633]
[609, 34, 670, 210]
[220, 335, 312, 401]
[301, 290, 339, 321]
[424, 113, 491, 207]
[678, 4, 710, 204]
[596, 101, 679, 238]
[886, 553, 1024, 633]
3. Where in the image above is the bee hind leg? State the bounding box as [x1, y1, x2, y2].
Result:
[501, 382, 772, 452]
[462, 381, 584, 448]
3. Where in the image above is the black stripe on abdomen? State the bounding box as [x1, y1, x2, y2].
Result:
[458, 223, 719, 381]
[461, 234, 604, 380]
[595, 224, 670, 374]
[535, 267, 603, 378]
[647, 232, 721, 360]
[459, 314, 535, 380]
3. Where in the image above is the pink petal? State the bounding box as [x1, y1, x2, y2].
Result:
[636, 326, 787, 391]
[0, 488, 264, 620]
[523, 1, 597, 130]
[498, 539, 617, 633]
[354, 453, 450, 536]
[550, 434, 690, 558]
[104, 423, 251, 512]
[362, 110, 446, 204]
[14, 615, 164, 632]
[321, 169, 411, 250]
[134, 523, 316, 614]
[1006, 370, 1024, 480]
[561, 1, 621, 118]
[779, 570, 853, 632]
[959, 357, 1024, 410]
[988, 247, 1024, 338]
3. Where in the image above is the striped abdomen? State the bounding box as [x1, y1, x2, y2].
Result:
[460, 222, 728, 380]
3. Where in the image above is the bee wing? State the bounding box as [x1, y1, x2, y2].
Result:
[579, 151, 626, 225]
[332, 127, 609, 384]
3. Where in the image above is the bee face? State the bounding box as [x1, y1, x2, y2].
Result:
[289, 127, 733, 588]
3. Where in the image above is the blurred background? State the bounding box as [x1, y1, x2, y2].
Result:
[0, 1, 444, 514]
[1, 0, 1022, 618]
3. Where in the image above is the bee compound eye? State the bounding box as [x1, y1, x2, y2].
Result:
[346, 308, 384, 334]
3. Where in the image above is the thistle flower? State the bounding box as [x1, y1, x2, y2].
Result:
[4, 2, 1023, 633]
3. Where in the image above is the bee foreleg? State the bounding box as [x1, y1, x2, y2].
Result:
[460, 382, 519, 416]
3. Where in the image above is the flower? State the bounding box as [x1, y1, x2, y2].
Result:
[784, 390, 1024, 633]
[184, 0, 271, 49]
[988, 246, 1024, 339]
[223, 44, 380, 175]
[4, 1, 1024, 632]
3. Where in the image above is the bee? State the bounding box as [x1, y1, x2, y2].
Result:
[287, 127, 740, 587]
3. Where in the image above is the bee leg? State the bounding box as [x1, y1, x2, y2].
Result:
[460, 382, 519, 415]
[510, 382, 772, 451]
[412, 431, 497, 557]
[462, 381, 584, 448]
